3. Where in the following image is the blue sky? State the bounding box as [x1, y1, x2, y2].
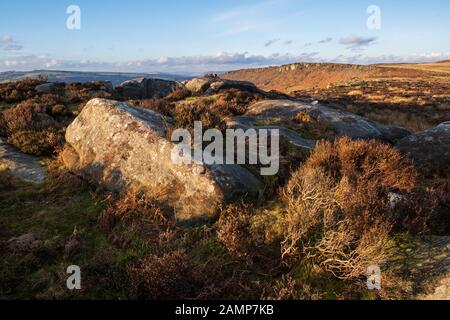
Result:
[1, 0, 450, 73]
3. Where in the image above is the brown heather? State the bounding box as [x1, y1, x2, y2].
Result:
[281, 137, 423, 280]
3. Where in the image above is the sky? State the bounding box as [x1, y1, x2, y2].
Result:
[1, 0, 450, 74]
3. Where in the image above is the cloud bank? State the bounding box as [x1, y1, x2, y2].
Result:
[1, 51, 450, 74]
[340, 35, 377, 50]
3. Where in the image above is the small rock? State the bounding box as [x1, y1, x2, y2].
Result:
[0, 137, 46, 183]
[7, 233, 40, 253]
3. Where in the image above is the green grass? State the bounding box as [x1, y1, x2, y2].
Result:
[0, 170, 127, 299]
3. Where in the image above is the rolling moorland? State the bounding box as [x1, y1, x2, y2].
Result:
[0, 61, 449, 300]
[224, 60, 450, 132]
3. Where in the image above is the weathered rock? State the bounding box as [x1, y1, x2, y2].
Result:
[115, 77, 180, 99]
[65, 98, 263, 221]
[206, 80, 262, 95]
[227, 116, 316, 150]
[420, 271, 450, 300]
[35, 82, 64, 94]
[245, 100, 411, 142]
[91, 80, 114, 92]
[185, 78, 212, 94]
[7, 233, 40, 253]
[0, 137, 46, 183]
[396, 122, 450, 172]
[389, 236, 450, 300]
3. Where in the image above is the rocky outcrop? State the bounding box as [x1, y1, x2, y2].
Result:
[91, 80, 114, 92]
[244, 99, 411, 142]
[35, 82, 64, 94]
[206, 79, 262, 95]
[227, 116, 316, 150]
[184, 77, 263, 95]
[64, 98, 263, 221]
[115, 77, 180, 99]
[185, 78, 213, 94]
[396, 122, 450, 172]
[0, 137, 46, 183]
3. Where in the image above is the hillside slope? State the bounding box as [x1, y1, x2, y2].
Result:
[222, 62, 430, 92]
[223, 62, 450, 132]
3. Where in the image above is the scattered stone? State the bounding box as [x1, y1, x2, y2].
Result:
[389, 236, 450, 300]
[7, 233, 40, 253]
[35, 82, 64, 94]
[115, 77, 180, 99]
[65, 98, 263, 221]
[396, 122, 450, 172]
[227, 116, 316, 150]
[0, 137, 46, 183]
[245, 99, 411, 142]
[185, 78, 213, 94]
[92, 80, 114, 92]
[206, 79, 262, 95]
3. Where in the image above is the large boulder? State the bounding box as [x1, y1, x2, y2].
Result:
[227, 116, 316, 150]
[184, 77, 263, 95]
[35, 82, 64, 94]
[64, 98, 263, 221]
[244, 100, 411, 143]
[115, 77, 180, 99]
[206, 79, 262, 94]
[185, 78, 213, 94]
[396, 122, 450, 173]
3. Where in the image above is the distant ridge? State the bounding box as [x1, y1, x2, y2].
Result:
[0, 70, 192, 85]
[222, 61, 450, 93]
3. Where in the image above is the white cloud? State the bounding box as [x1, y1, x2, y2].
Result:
[1, 51, 450, 74]
[340, 35, 377, 50]
[318, 37, 333, 44]
[334, 52, 450, 64]
[264, 38, 280, 47]
[3, 44, 23, 51]
[0, 34, 13, 43]
[0, 34, 23, 52]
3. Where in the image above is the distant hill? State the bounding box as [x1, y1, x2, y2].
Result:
[0, 70, 192, 86]
[222, 61, 450, 94]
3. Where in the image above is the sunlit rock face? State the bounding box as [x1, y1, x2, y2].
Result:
[64, 98, 263, 222]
